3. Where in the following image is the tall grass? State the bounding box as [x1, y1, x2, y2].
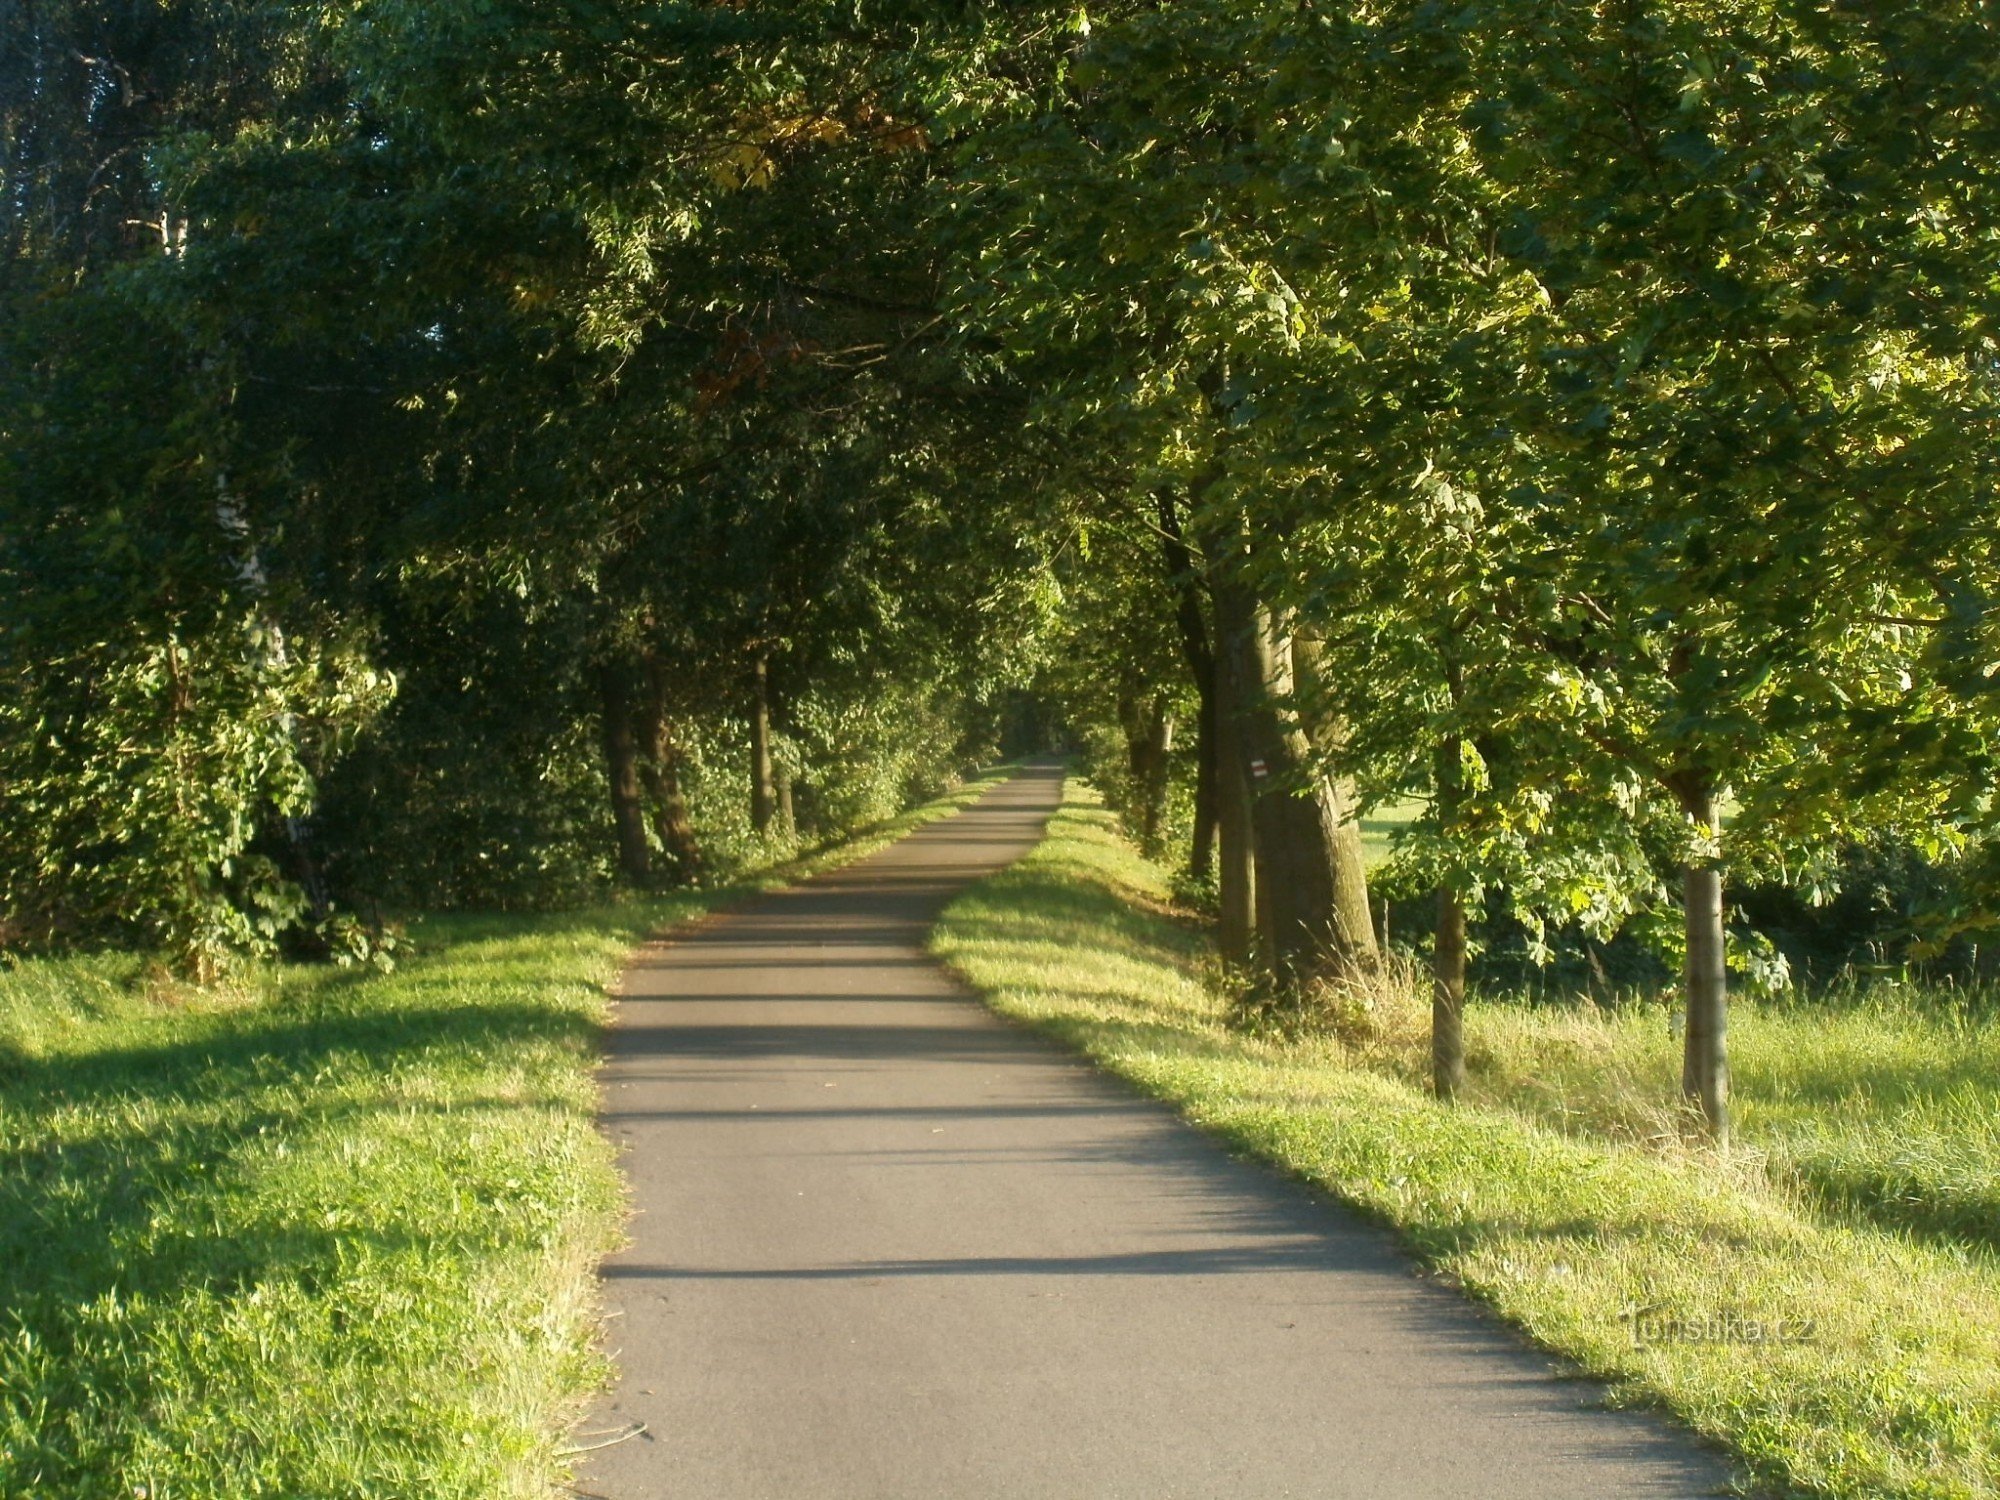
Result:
[1290, 957, 2000, 1258]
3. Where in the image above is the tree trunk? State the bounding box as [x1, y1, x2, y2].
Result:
[1321, 775, 1377, 964]
[1245, 604, 1343, 981]
[1678, 787, 1730, 1145]
[599, 666, 651, 885]
[749, 653, 776, 834]
[1155, 490, 1216, 883]
[1190, 690, 1218, 883]
[1288, 628, 1379, 969]
[1204, 587, 1256, 965]
[637, 655, 701, 880]
[1206, 569, 1373, 985]
[1120, 692, 1174, 856]
[1140, 703, 1173, 855]
[776, 769, 796, 841]
[1213, 685, 1257, 966]
[1434, 886, 1467, 1100]
[1432, 736, 1467, 1101]
[1118, 692, 1142, 803]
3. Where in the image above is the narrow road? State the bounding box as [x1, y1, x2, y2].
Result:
[579, 765, 1731, 1499]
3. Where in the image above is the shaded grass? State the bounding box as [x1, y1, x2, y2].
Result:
[0, 768, 1009, 1499]
[933, 779, 2000, 1500]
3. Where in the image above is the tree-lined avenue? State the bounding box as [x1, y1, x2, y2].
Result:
[580, 766, 1729, 1499]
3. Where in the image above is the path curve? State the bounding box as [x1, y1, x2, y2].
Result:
[578, 764, 1731, 1498]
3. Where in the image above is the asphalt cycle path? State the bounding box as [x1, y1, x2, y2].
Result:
[577, 763, 1733, 1499]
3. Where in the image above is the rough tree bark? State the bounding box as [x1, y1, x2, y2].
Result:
[776, 771, 796, 841]
[599, 666, 652, 885]
[1286, 628, 1378, 969]
[1192, 524, 1256, 968]
[749, 653, 776, 835]
[1202, 546, 1372, 986]
[767, 668, 797, 841]
[1189, 692, 1218, 882]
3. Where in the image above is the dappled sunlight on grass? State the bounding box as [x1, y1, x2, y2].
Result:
[935, 778, 2000, 1500]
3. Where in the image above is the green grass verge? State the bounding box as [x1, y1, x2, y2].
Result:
[932, 778, 2000, 1500]
[0, 769, 1009, 1498]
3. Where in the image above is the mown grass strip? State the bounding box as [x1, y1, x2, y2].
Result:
[932, 780, 2000, 1500]
[0, 769, 1008, 1499]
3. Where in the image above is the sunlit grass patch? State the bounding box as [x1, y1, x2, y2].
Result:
[934, 779, 2000, 1500]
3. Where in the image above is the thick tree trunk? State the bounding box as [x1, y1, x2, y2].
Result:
[1155, 490, 1216, 883]
[1432, 736, 1467, 1101]
[1320, 775, 1377, 964]
[1244, 604, 1345, 981]
[1206, 570, 1374, 985]
[599, 666, 652, 885]
[1177, 456, 1367, 981]
[1287, 628, 1378, 968]
[1678, 787, 1730, 1145]
[637, 656, 701, 880]
[749, 653, 776, 834]
[1118, 692, 1142, 802]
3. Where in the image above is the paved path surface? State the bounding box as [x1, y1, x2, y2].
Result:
[578, 765, 1733, 1499]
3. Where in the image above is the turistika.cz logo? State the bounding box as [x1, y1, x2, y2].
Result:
[1619, 1305, 1818, 1347]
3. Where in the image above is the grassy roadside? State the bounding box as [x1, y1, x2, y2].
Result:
[932, 778, 2000, 1500]
[0, 769, 1009, 1499]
